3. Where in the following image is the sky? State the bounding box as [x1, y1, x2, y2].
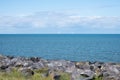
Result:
[0, 0, 120, 34]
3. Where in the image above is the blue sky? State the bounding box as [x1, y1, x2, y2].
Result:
[0, 0, 120, 34]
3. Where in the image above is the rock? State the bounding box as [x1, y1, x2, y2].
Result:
[0, 54, 6, 60]
[90, 65, 94, 71]
[71, 69, 95, 80]
[30, 62, 44, 69]
[71, 70, 81, 80]
[19, 68, 34, 76]
[0, 65, 8, 71]
[0, 54, 120, 80]
[65, 65, 75, 73]
[10, 58, 18, 64]
[95, 68, 103, 77]
[23, 62, 31, 67]
[53, 72, 61, 80]
[75, 62, 90, 70]
[80, 70, 95, 78]
[103, 76, 119, 80]
[23, 62, 29, 67]
[5, 67, 14, 73]
[109, 65, 119, 74]
[47, 60, 63, 67]
[54, 75, 61, 80]
[6, 56, 14, 59]
[30, 57, 40, 62]
[15, 62, 23, 67]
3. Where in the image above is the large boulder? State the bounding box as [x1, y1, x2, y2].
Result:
[71, 69, 95, 80]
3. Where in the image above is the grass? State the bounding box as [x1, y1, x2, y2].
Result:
[59, 72, 71, 80]
[0, 68, 103, 80]
[0, 68, 70, 80]
[0, 70, 26, 80]
[32, 73, 53, 80]
[93, 75, 103, 80]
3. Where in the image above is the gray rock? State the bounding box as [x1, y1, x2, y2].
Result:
[30, 62, 45, 69]
[80, 70, 94, 78]
[19, 68, 34, 76]
[23, 61, 32, 67]
[0, 65, 8, 71]
[75, 62, 90, 70]
[53, 72, 61, 80]
[0, 54, 120, 80]
[15, 61, 23, 67]
[29, 57, 40, 62]
[0, 54, 6, 60]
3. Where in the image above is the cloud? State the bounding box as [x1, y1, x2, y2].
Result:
[0, 11, 120, 33]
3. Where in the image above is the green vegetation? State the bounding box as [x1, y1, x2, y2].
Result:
[0, 68, 71, 80]
[93, 75, 103, 80]
[59, 72, 71, 80]
[34, 68, 49, 74]
[0, 70, 26, 80]
[0, 71, 104, 80]
[32, 73, 53, 80]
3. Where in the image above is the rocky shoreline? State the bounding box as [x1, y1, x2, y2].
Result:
[0, 54, 120, 80]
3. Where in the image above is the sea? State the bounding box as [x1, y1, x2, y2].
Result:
[0, 34, 120, 62]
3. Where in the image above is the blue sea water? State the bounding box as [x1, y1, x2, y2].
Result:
[0, 34, 120, 62]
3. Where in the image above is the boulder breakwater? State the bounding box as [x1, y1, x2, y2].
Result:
[0, 54, 120, 80]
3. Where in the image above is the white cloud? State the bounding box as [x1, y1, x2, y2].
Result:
[0, 11, 120, 30]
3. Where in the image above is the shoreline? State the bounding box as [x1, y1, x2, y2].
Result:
[1, 54, 120, 63]
[0, 54, 120, 80]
